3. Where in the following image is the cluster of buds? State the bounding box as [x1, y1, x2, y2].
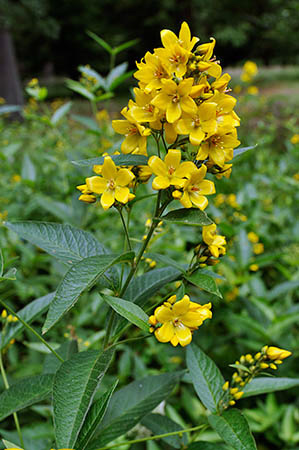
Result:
[194, 224, 226, 267]
[1, 309, 18, 323]
[220, 346, 292, 409]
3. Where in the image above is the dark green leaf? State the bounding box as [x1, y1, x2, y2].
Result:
[5, 221, 107, 266]
[161, 208, 213, 226]
[43, 252, 134, 333]
[75, 381, 118, 450]
[185, 272, 222, 298]
[187, 442, 232, 450]
[43, 340, 78, 374]
[208, 409, 257, 450]
[53, 348, 114, 448]
[0, 375, 54, 421]
[0, 293, 54, 349]
[141, 413, 187, 448]
[243, 377, 299, 398]
[71, 153, 148, 167]
[88, 372, 181, 448]
[103, 295, 149, 331]
[186, 343, 224, 412]
[86, 30, 113, 53]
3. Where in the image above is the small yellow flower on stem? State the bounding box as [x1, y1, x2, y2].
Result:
[176, 102, 217, 146]
[150, 294, 212, 347]
[266, 346, 292, 361]
[112, 107, 151, 154]
[179, 164, 215, 210]
[202, 224, 226, 257]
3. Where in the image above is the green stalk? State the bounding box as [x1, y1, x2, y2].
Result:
[0, 299, 64, 363]
[94, 424, 206, 450]
[117, 207, 132, 251]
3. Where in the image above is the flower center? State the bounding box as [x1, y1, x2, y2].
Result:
[172, 94, 180, 103]
[168, 166, 176, 175]
[107, 179, 116, 190]
[127, 126, 138, 136]
[154, 68, 165, 79]
[192, 117, 201, 128]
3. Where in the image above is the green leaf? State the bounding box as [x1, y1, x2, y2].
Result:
[106, 62, 128, 90]
[71, 113, 100, 131]
[185, 272, 222, 298]
[5, 221, 108, 266]
[0, 105, 21, 115]
[103, 295, 149, 331]
[208, 409, 257, 450]
[86, 30, 113, 53]
[141, 413, 187, 448]
[0, 267, 17, 282]
[51, 101, 72, 124]
[75, 381, 118, 450]
[161, 208, 213, 226]
[21, 153, 36, 181]
[53, 348, 114, 448]
[229, 363, 251, 373]
[267, 280, 299, 301]
[43, 340, 78, 374]
[0, 374, 54, 421]
[43, 252, 134, 333]
[78, 65, 107, 91]
[233, 145, 257, 159]
[0, 292, 54, 349]
[2, 440, 22, 449]
[88, 372, 181, 448]
[0, 248, 3, 276]
[109, 70, 134, 91]
[65, 78, 95, 100]
[113, 38, 139, 55]
[71, 153, 148, 167]
[242, 377, 299, 398]
[186, 343, 224, 412]
[237, 229, 251, 267]
[146, 252, 186, 273]
[187, 442, 231, 450]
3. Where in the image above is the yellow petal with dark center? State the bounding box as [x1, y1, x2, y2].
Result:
[172, 296, 190, 315]
[86, 176, 107, 194]
[155, 321, 175, 343]
[155, 305, 174, 323]
[148, 156, 167, 177]
[152, 176, 170, 190]
[174, 323, 192, 347]
[115, 186, 130, 204]
[101, 190, 115, 210]
[165, 149, 181, 170]
[101, 157, 117, 180]
[116, 168, 135, 186]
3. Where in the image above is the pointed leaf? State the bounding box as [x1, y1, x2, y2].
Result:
[51, 101, 72, 124]
[102, 295, 149, 331]
[5, 221, 108, 265]
[113, 38, 139, 55]
[43, 340, 78, 374]
[88, 372, 181, 448]
[86, 30, 113, 53]
[2, 440, 22, 449]
[146, 252, 186, 273]
[0, 375, 54, 421]
[53, 348, 114, 448]
[71, 153, 148, 167]
[71, 114, 100, 131]
[161, 208, 213, 226]
[109, 70, 134, 91]
[233, 145, 257, 159]
[0, 267, 17, 282]
[106, 62, 128, 90]
[75, 381, 118, 450]
[141, 413, 187, 448]
[186, 343, 224, 412]
[43, 252, 134, 333]
[243, 377, 299, 398]
[208, 409, 257, 450]
[21, 153, 36, 181]
[0, 292, 54, 349]
[66, 79, 95, 100]
[185, 272, 222, 298]
[78, 65, 107, 91]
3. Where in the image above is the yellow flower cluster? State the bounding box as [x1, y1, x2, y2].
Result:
[149, 294, 212, 347]
[241, 61, 258, 83]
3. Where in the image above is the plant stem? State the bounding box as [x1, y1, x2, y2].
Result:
[94, 424, 206, 450]
[117, 207, 132, 251]
[107, 333, 153, 350]
[0, 299, 64, 363]
[0, 348, 25, 448]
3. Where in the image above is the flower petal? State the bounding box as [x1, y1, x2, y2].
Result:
[155, 321, 175, 343]
[197, 180, 216, 195]
[116, 168, 135, 186]
[115, 186, 130, 204]
[86, 176, 107, 194]
[148, 156, 167, 176]
[165, 149, 181, 170]
[166, 102, 181, 123]
[174, 323, 192, 347]
[172, 295, 190, 315]
[155, 305, 174, 323]
[161, 29, 177, 48]
[152, 176, 170, 190]
[101, 157, 117, 180]
[181, 96, 197, 115]
[100, 190, 115, 210]
[180, 191, 192, 208]
[121, 134, 140, 154]
[189, 192, 208, 210]
[190, 127, 205, 146]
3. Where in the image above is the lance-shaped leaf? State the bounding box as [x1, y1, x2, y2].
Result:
[243, 377, 299, 398]
[208, 409, 257, 450]
[161, 208, 213, 226]
[186, 343, 224, 412]
[43, 340, 78, 374]
[88, 372, 181, 448]
[146, 253, 186, 273]
[5, 221, 107, 266]
[53, 348, 114, 448]
[75, 381, 118, 450]
[51, 101, 72, 124]
[141, 413, 187, 449]
[0, 292, 54, 349]
[2, 440, 22, 449]
[43, 252, 134, 333]
[232, 145, 257, 159]
[72, 153, 148, 167]
[184, 272, 222, 298]
[102, 295, 149, 331]
[0, 374, 54, 421]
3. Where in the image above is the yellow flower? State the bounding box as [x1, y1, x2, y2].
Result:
[247, 86, 259, 95]
[179, 164, 215, 210]
[290, 134, 299, 144]
[241, 61, 258, 82]
[148, 149, 195, 190]
[253, 243, 264, 255]
[112, 107, 151, 154]
[129, 88, 161, 125]
[202, 224, 226, 257]
[11, 174, 22, 183]
[249, 264, 259, 271]
[266, 346, 292, 361]
[176, 102, 217, 145]
[196, 130, 239, 167]
[85, 157, 135, 210]
[150, 294, 212, 347]
[160, 21, 199, 53]
[155, 42, 190, 78]
[134, 51, 171, 93]
[248, 231, 259, 243]
[151, 78, 197, 123]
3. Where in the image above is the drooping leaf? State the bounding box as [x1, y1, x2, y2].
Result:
[161, 208, 213, 226]
[43, 252, 134, 333]
[0, 375, 54, 421]
[208, 409, 257, 450]
[185, 272, 222, 298]
[53, 348, 114, 448]
[0, 292, 54, 349]
[43, 340, 78, 374]
[5, 221, 108, 266]
[71, 153, 148, 167]
[88, 372, 181, 448]
[102, 295, 149, 331]
[51, 101, 72, 124]
[141, 413, 187, 448]
[186, 343, 224, 412]
[233, 145, 257, 159]
[243, 377, 299, 398]
[75, 381, 118, 450]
